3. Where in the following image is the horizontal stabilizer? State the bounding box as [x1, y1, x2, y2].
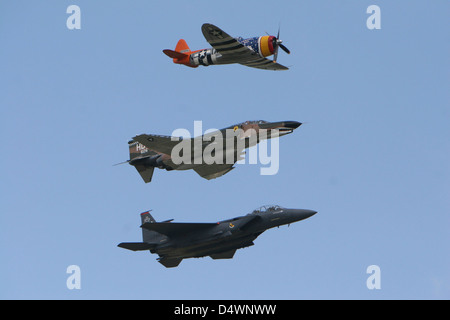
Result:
[117, 242, 156, 251]
[163, 49, 189, 60]
[134, 165, 155, 183]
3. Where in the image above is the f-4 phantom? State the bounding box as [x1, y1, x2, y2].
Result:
[163, 23, 291, 70]
[118, 205, 317, 268]
[120, 120, 301, 183]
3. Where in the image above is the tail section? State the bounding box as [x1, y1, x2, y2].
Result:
[163, 49, 189, 60]
[175, 39, 191, 54]
[128, 141, 155, 183]
[128, 140, 151, 160]
[163, 39, 197, 68]
[139, 211, 183, 268]
[140, 211, 166, 243]
[117, 211, 165, 252]
[140, 210, 156, 224]
[118, 211, 184, 268]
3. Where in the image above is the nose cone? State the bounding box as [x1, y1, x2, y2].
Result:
[283, 121, 302, 129]
[259, 121, 302, 131]
[299, 209, 317, 219]
[289, 209, 317, 222]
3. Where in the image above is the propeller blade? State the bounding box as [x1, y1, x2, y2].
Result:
[279, 43, 290, 54]
[270, 25, 289, 61]
[273, 44, 279, 62]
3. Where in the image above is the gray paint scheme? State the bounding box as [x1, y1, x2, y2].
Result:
[118, 205, 317, 268]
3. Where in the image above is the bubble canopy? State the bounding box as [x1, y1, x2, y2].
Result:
[242, 120, 268, 125]
[251, 205, 284, 213]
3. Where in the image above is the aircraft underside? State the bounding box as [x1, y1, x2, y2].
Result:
[154, 232, 262, 267]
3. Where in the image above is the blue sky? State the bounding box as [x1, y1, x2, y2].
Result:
[1, 1, 449, 299]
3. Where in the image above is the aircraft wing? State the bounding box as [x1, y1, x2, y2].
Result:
[132, 134, 183, 156]
[141, 222, 218, 238]
[133, 130, 245, 180]
[202, 23, 250, 57]
[201, 23, 288, 71]
[191, 132, 248, 180]
[239, 59, 289, 71]
[193, 163, 235, 180]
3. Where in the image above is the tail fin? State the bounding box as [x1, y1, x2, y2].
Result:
[114, 140, 148, 165]
[128, 140, 151, 160]
[140, 210, 156, 224]
[140, 211, 166, 243]
[117, 211, 163, 252]
[128, 141, 155, 183]
[175, 39, 191, 54]
[163, 39, 196, 67]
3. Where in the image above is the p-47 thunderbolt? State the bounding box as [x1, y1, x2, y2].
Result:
[163, 23, 291, 70]
[121, 120, 301, 183]
[118, 205, 317, 268]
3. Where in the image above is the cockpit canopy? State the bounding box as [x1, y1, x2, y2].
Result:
[243, 120, 268, 125]
[252, 205, 284, 214]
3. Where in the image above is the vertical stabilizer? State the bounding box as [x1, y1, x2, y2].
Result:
[140, 211, 164, 243]
[175, 39, 191, 54]
[128, 141, 155, 183]
[162, 39, 196, 67]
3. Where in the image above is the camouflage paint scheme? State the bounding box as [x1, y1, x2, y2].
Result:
[124, 120, 301, 182]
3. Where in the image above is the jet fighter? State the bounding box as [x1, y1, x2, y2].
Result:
[118, 205, 317, 268]
[163, 23, 291, 70]
[120, 120, 301, 183]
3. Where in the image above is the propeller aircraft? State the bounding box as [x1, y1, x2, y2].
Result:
[163, 23, 291, 71]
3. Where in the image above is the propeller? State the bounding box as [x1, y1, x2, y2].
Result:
[271, 27, 290, 63]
